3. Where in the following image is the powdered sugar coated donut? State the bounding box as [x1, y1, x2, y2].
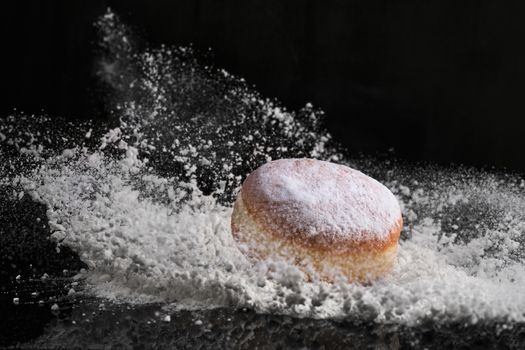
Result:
[231, 158, 403, 282]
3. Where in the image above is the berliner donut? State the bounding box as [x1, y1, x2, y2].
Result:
[231, 158, 403, 283]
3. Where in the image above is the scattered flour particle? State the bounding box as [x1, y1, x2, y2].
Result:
[399, 185, 411, 196]
[62, 148, 76, 159]
[51, 231, 66, 242]
[49, 221, 66, 232]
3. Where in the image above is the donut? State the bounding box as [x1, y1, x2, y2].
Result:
[231, 158, 403, 283]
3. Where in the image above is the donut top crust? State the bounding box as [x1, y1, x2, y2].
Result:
[241, 158, 402, 244]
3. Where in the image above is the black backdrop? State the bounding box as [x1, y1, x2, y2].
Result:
[1, 0, 525, 172]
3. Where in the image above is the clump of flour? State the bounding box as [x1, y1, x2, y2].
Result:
[1, 9, 525, 327]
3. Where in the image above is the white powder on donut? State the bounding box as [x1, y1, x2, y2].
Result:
[244, 159, 401, 241]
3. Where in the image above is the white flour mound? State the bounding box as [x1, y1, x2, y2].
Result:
[12, 138, 525, 326]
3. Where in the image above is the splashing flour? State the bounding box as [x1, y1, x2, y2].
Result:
[1, 10, 525, 327]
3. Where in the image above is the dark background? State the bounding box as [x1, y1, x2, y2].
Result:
[1, 0, 524, 171]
